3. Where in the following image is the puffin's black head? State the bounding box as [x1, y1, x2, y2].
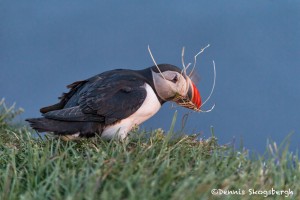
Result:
[151, 64, 182, 74]
[151, 64, 201, 110]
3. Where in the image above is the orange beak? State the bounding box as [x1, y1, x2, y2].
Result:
[173, 81, 202, 110]
[190, 82, 202, 109]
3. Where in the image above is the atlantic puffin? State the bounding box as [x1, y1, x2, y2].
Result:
[26, 64, 203, 140]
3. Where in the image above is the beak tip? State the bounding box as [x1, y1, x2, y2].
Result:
[191, 82, 201, 109]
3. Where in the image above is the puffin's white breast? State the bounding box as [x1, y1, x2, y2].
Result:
[101, 83, 161, 140]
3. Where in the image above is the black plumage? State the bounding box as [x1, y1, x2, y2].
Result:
[27, 67, 156, 137]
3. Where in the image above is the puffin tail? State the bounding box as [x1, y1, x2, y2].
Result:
[25, 117, 99, 137]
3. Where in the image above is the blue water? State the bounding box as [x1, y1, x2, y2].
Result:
[1, 1, 300, 153]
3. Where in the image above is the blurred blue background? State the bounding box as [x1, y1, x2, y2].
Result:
[1, 1, 299, 153]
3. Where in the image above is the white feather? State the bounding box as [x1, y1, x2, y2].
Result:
[101, 83, 161, 140]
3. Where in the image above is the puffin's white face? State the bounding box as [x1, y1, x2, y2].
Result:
[152, 68, 201, 110]
[152, 70, 188, 98]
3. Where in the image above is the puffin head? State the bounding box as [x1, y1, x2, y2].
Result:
[151, 64, 201, 110]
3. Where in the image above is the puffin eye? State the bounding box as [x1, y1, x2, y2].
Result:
[171, 74, 178, 83]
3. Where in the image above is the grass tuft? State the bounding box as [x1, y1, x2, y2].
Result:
[0, 100, 299, 199]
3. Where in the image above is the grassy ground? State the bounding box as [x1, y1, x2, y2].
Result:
[0, 99, 299, 200]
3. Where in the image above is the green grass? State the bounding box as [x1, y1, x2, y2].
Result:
[0, 99, 299, 200]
